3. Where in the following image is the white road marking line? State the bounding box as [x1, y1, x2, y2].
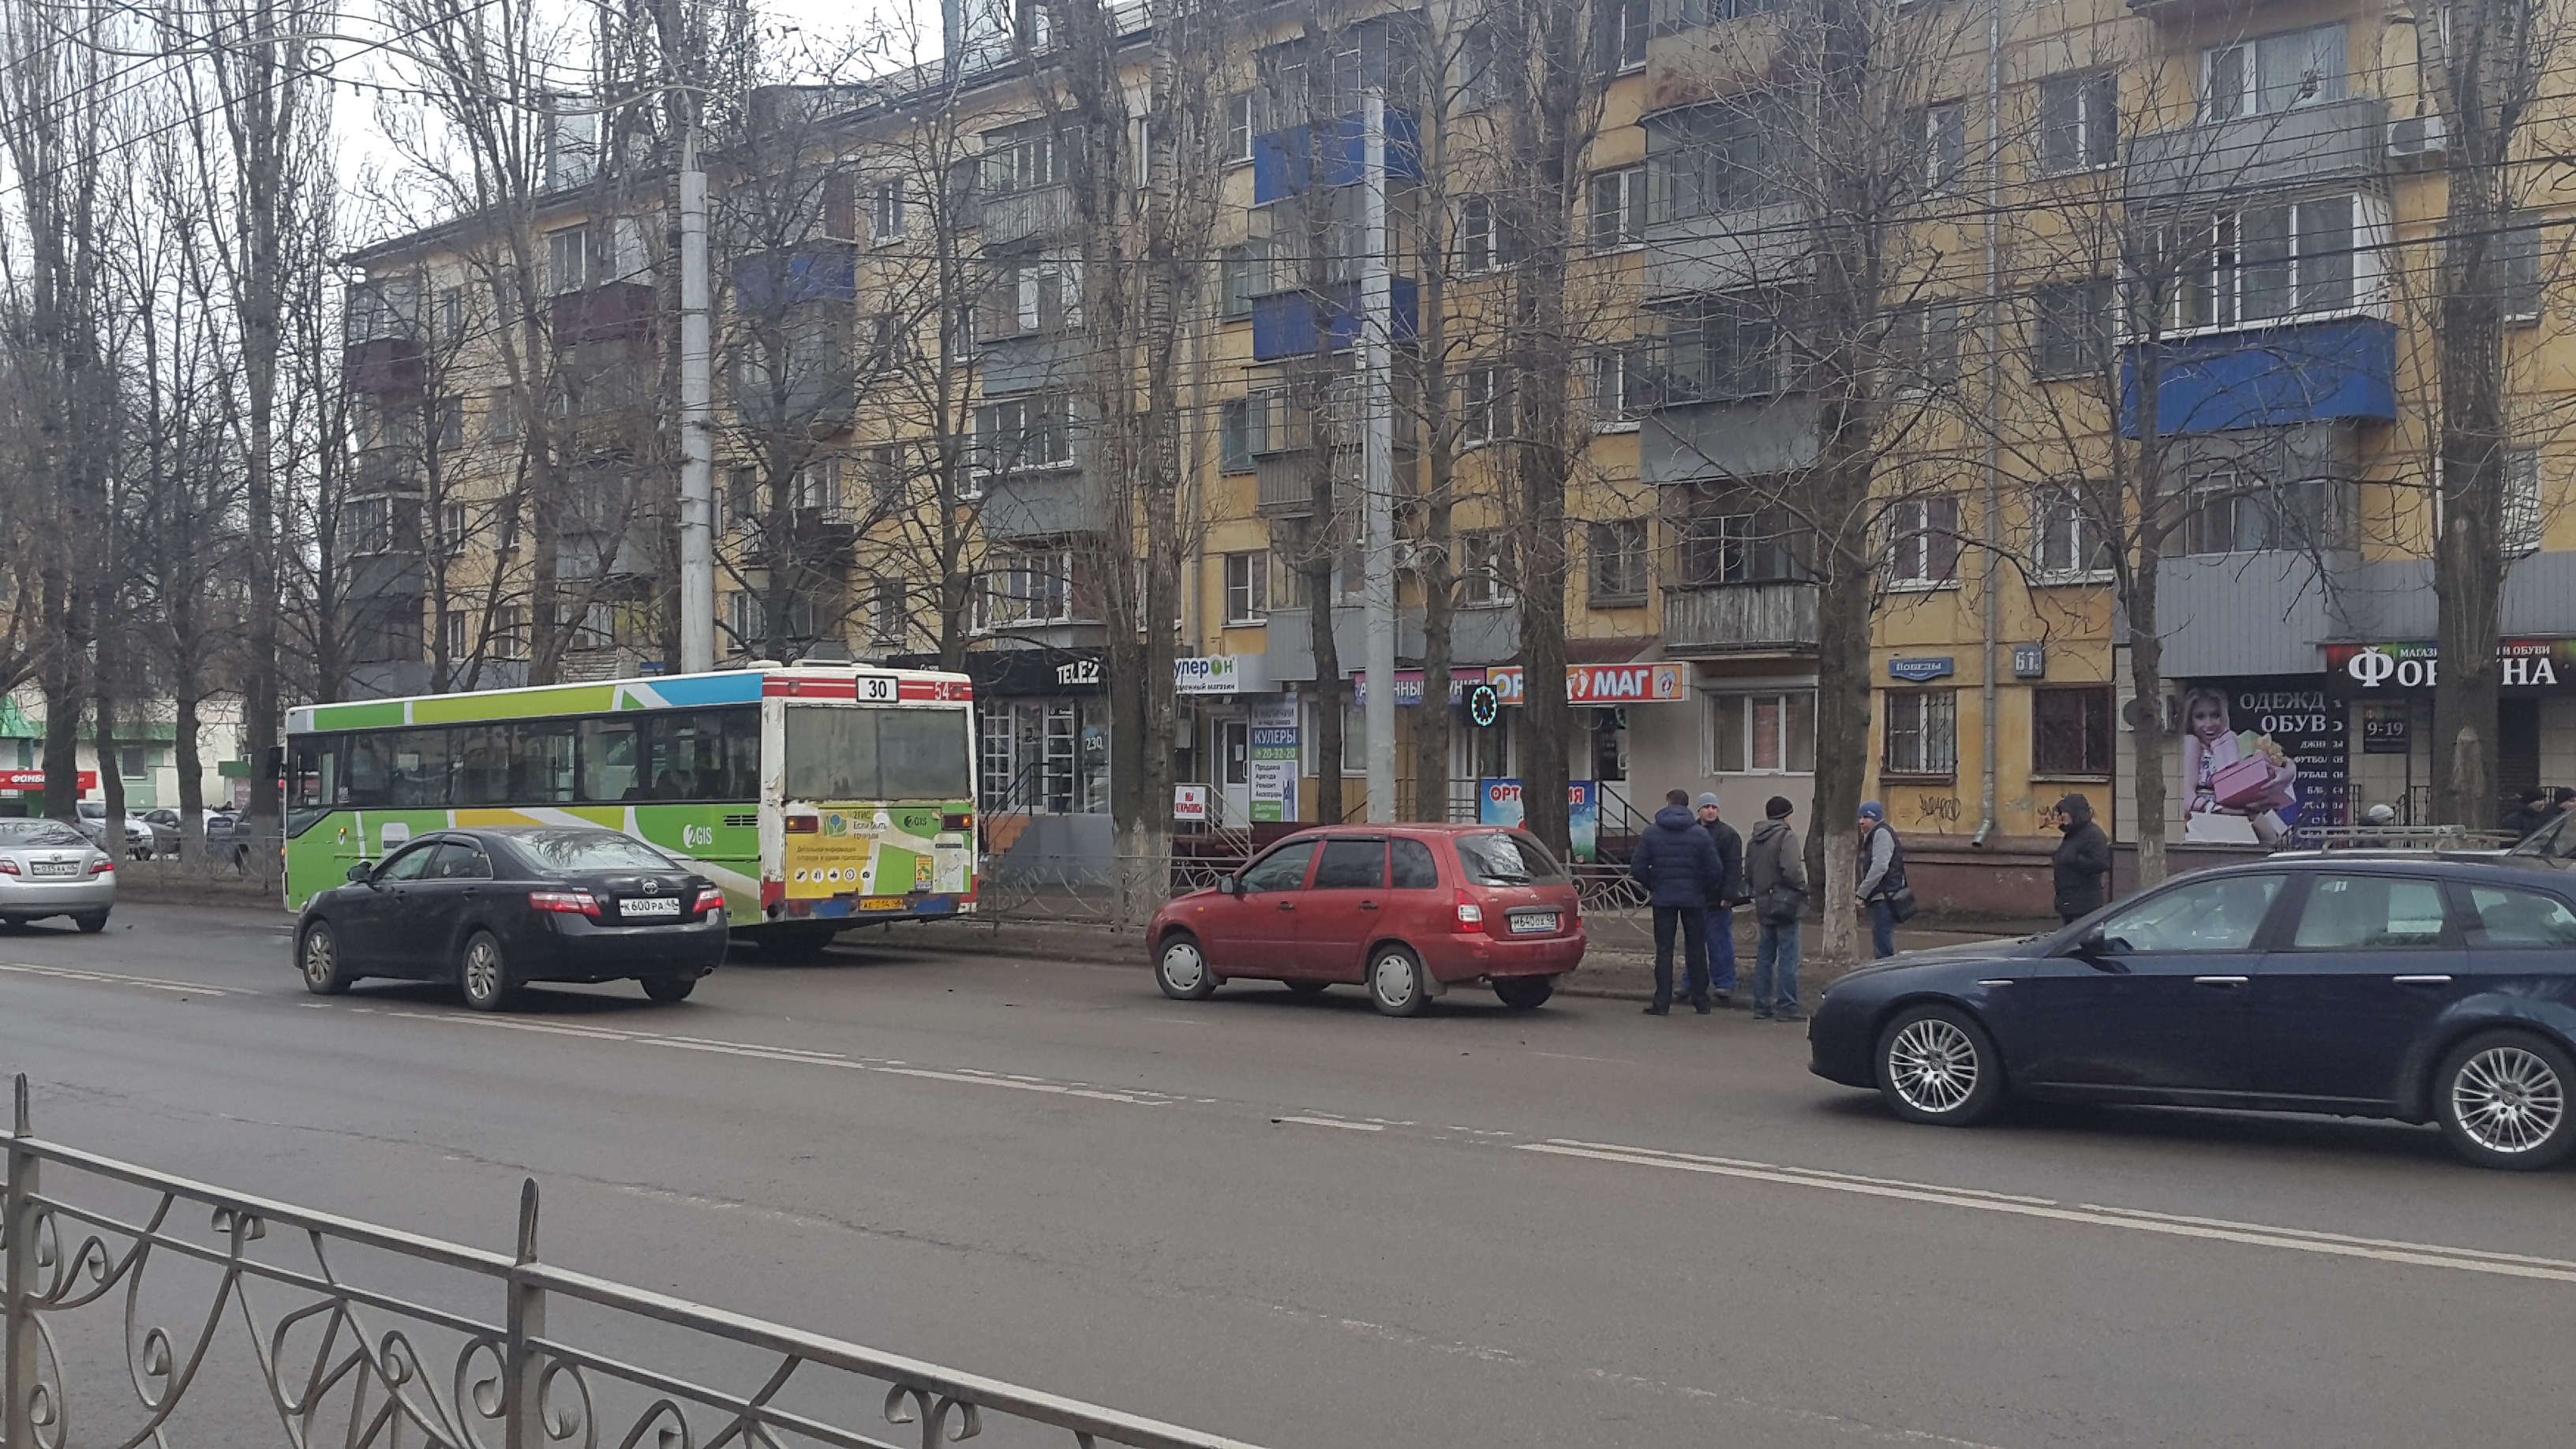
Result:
[1529, 1050, 1632, 1064]
[1276, 1115, 1383, 1132]
[0, 961, 231, 996]
[2076, 1203, 2576, 1271]
[1522, 1140, 2576, 1284]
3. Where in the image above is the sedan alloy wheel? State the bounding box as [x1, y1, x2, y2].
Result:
[300, 921, 352, 995]
[459, 931, 514, 1013]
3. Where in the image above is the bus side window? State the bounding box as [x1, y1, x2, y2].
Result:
[453, 726, 511, 806]
[579, 719, 643, 802]
[512, 721, 578, 803]
[388, 729, 451, 809]
[291, 739, 337, 809]
[721, 709, 761, 800]
[344, 734, 393, 807]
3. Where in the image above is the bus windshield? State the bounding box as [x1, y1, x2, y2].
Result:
[783, 706, 971, 802]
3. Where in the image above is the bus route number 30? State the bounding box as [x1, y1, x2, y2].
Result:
[856, 676, 898, 702]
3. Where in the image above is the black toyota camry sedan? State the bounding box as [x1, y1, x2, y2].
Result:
[295, 826, 728, 1011]
[1810, 854, 2576, 1170]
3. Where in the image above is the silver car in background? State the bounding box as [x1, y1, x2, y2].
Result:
[0, 818, 115, 930]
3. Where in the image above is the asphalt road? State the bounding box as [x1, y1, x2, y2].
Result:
[2, 902, 2571, 1448]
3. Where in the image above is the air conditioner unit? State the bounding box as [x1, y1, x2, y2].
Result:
[2388, 113, 2447, 160]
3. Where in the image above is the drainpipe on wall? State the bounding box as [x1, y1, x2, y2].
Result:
[1971, 0, 2005, 849]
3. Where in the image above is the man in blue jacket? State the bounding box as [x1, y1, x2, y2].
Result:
[1629, 788, 1724, 1015]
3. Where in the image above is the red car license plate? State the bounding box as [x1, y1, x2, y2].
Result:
[1509, 911, 1559, 934]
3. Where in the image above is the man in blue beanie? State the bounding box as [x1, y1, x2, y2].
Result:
[1855, 801, 1906, 960]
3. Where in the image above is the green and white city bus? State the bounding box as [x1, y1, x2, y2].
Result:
[284, 666, 978, 949]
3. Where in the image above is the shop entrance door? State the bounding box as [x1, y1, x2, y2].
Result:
[2499, 698, 2540, 809]
[1219, 719, 1252, 826]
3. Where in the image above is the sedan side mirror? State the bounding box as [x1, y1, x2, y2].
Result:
[1215, 875, 1238, 896]
[346, 862, 374, 885]
[2072, 928, 2127, 972]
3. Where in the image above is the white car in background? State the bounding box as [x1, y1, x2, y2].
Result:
[0, 817, 116, 930]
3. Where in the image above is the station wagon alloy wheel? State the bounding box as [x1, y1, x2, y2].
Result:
[2436, 1031, 2576, 1170]
[2451, 1046, 2565, 1155]
[1888, 1018, 1980, 1115]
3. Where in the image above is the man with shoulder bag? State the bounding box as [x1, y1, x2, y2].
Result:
[1855, 802, 1913, 960]
[1743, 796, 1807, 1022]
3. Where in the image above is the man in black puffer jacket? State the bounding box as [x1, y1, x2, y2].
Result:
[2052, 792, 2112, 923]
[1629, 788, 1724, 1015]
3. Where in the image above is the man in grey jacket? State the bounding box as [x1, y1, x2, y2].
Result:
[1743, 796, 1807, 1022]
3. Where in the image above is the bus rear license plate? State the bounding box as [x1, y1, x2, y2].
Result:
[861, 896, 908, 911]
[621, 897, 680, 918]
[1509, 912, 1559, 934]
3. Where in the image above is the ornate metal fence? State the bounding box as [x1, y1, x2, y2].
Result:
[1, 1078, 1261, 1449]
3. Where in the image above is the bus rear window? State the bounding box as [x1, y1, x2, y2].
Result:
[784, 707, 971, 803]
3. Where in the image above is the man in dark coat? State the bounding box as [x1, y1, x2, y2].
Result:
[2502, 788, 2550, 842]
[1629, 788, 1724, 1015]
[2051, 792, 2112, 924]
[1694, 792, 1744, 1002]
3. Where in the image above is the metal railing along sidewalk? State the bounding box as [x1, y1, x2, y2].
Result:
[1, 1077, 1264, 1449]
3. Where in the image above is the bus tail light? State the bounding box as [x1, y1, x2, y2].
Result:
[1452, 890, 1485, 931]
[530, 889, 600, 917]
[942, 812, 973, 832]
[784, 814, 819, 834]
[693, 886, 726, 915]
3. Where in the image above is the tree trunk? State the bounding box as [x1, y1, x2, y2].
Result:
[174, 690, 205, 868]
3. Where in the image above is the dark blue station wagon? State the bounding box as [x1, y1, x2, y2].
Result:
[1808, 854, 2576, 1170]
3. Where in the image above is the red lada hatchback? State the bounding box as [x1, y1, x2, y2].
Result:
[1148, 825, 1586, 1016]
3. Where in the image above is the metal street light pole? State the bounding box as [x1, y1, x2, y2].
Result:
[1361, 92, 1398, 822]
[677, 118, 716, 675]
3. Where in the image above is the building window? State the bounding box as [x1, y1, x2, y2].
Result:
[2172, 195, 2361, 331]
[1663, 289, 1798, 401]
[1653, 98, 1782, 221]
[1709, 691, 1816, 774]
[484, 388, 520, 442]
[979, 119, 1068, 196]
[1225, 92, 1256, 163]
[1884, 496, 1962, 587]
[545, 225, 590, 296]
[972, 392, 1074, 477]
[1882, 689, 1959, 777]
[1219, 398, 1255, 473]
[1886, 301, 1965, 388]
[491, 606, 528, 660]
[2032, 687, 2114, 778]
[1223, 551, 1271, 623]
[1588, 519, 1649, 605]
[119, 747, 149, 781]
[2038, 71, 2117, 174]
[1588, 346, 1645, 429]
[1220, 241, 1267, 318]
[2507, 214, 2544, 324]
[792, 459, 843, 515]
[437, 286, 465, 338]
[2030, 280, 2114, 379]
[1594, 0, 1648, 73]
[441, 606, 468, 662]
[2033, 484, 2113, 580]
[1589, 167, 1648, 250]
[1458, 530, 1513, 608]
[979, 255, 1082, 339]
[975, 549, 1077, 631]
[865, 444, 906, 507]
[870, 577, 908, 646]
[1679, 496, 1807, 584]
[1925, 103, 1966, 193]
[868, 181, 906, 245]
[1671, 0, 1790, 25]
[2182, 473, 2338, 555]
[1460, 197, 1521, 271]
[2205, 24, 2346, 122]
[439, 502, 470, 558]
[1460, 365, 1511, 446]
[2505, 450, 2544, 556]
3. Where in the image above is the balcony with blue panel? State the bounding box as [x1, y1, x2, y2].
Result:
[732, 243, 858, 310]
[1250, 279, 1418, 362]
[2121, 316, 2396, 436]
[1252, 109, 1423, 205]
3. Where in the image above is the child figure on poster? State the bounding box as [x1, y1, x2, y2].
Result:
[2181, 687, 2298, 846]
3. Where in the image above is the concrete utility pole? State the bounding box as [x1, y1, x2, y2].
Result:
[677, 122, 716, 675]
[1361, 92, 1398, 822]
